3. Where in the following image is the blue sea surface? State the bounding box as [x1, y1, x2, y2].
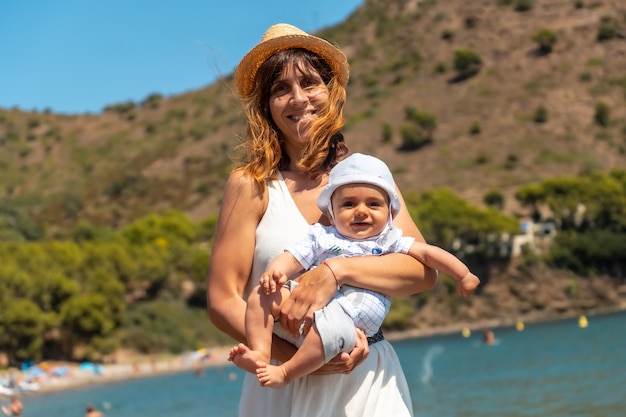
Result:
[18, 310, 626, 417]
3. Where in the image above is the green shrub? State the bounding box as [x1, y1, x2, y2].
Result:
[381, 122, 393, 143]
[141, 93, 163, 109]
[533, 105, 548, 123]
[434, 62, 447, 74]
[453, 48, 483, 74]
[594, 101, 610, 127]
[103, 101, 136, 115]
[597, 19, 617, 41]
[514, 0, 534, 11]
[27, 118, 41, 129]
[475, 153, 489, 165]
[398, 124, 430, 151]
[405, 107, 437, 136]
[464, 16, 479, 29]
[483, 189, 505, 210]
[532, 29, 558, 53]
[469, 120, 481, 134]
[504, 154, 518, 170]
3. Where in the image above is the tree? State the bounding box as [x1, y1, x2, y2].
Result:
[0, 299, 46, 364]
[121, 211, 197, 246]
[405, 188, 519, 248]
[515, 170, 626, 232]
[59, 294, 118, 358]
[483, 189, 505, 210]
[0, 200, 44, 242]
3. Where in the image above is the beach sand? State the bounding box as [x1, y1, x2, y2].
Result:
[1, 347, 232, 396]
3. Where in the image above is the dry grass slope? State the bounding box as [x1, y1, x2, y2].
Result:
[0, 0, 624, 231]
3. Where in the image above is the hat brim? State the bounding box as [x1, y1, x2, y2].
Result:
[234, 34, 349, 97]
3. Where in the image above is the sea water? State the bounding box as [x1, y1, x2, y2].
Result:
[18, 310, 626, 417]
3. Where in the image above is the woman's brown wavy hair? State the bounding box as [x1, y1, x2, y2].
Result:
[236, 48, 348, 191]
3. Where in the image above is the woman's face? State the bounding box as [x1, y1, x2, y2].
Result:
[268, 61, 329, 148]
[330, 184, 391, 240]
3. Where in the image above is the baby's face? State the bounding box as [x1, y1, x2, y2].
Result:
[330, 183, 390, 240]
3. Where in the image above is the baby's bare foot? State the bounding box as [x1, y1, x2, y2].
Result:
[228, 343, 268, 374]
[256, 362, 288, 389]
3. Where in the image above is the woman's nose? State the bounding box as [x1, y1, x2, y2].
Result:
[289, 85, 308, 105]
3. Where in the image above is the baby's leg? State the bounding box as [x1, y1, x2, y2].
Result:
[257, 293, 356, 388]
[228, 285, 287, 374]
[257, 322, 326, 389]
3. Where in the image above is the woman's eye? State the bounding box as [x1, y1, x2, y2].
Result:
[271, 84, 287, 94]
[303, 78, 319, 88]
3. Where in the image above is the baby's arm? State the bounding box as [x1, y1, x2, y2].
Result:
[259, 251, 305, 294]
[407, 242, 480, 297]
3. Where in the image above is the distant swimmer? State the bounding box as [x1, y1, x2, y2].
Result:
[1, 395, 22, 416]
[85, 404, 103, 417]
[482, 328, 495, 345]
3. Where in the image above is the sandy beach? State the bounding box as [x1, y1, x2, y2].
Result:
[0, 347, 232, 396]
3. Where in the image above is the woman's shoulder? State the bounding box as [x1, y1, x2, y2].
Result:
[226, 167, 256, 186]
[225, 169, 265, 195]
[221, 169, 268, 216]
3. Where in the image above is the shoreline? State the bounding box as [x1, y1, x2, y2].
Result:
[1, 348, 232, 397]
[386, 303, 626, 341]
[6, 305, 625, 397]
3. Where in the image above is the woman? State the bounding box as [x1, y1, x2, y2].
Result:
[207, 23, 437, 417]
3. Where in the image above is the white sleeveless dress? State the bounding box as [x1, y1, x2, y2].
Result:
[239, 174, 414, 417]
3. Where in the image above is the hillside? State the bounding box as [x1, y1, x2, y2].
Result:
[1, 1, 626, 361]
[1, 0, 624, 232]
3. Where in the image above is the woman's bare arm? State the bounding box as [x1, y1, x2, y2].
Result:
[207, 170, 263, 343]
[206, 170, 304, 363]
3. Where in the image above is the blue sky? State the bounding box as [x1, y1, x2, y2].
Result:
[0, 0, 362, 114]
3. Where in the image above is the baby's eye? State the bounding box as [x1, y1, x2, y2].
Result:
[342, 201, 355, 208]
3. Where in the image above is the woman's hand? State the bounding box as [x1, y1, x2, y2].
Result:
[279, 264, 338, 336]
[313, 329, 370, 375]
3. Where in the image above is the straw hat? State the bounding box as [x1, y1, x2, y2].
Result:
[234, 23, 349, 97]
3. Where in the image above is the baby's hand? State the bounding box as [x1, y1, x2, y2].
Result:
[455, 273, 480, 297]
[259, 270, 288, 294]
